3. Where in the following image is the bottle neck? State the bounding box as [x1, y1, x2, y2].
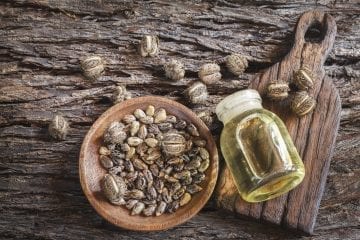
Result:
[215, 89, 263, 125]
[219, 101, 263, 125]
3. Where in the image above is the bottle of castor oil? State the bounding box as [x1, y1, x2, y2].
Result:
[216, 89, 305, 203]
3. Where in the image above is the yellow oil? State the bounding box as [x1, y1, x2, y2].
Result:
[220, 108, 305, 202]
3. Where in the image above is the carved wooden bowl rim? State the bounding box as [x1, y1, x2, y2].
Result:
[79, 96, 219, 231]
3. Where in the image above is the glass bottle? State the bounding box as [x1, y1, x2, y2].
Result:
[216, 89, 305, 203]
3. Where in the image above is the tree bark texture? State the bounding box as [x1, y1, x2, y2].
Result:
[0, 1, 359, 239]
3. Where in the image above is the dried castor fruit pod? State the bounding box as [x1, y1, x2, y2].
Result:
[185, 81, 208, 105]
[290, 91, 316, 117]
[48, 115, 69, 140]
[139, 35, 159, 57]
[293, 67, 314, 91]
[80, 55, 105, 80]
[164, 59, 185, 81]
[198, 63, 221, 84]
[267, 83, 290, 101]
[225, 53, 248, 75]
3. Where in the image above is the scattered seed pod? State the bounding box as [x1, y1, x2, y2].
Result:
[139, 35, 159, 57]
[198, 63, 221, 84]
[143, 204, 156, 216]
[155, 201, 167, 216]
[164, 59, 185, 81]
[112, 85, 132, 104]
[48, 115, 69, 140]
[293, 67, 314, 90]
[131, 202, 145, 215]
[267, 83, 290, 101]
[185, 81, 208, 104]
[80, 56, 105, 80]
[225, 53, 248, 75]
[290, 91, 316, 116]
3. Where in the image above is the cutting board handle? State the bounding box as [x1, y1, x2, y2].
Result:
[292, 10, 337, 68]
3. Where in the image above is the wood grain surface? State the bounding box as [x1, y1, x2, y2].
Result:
[0, 1, 359, 239]
[216, 10, 341, 235]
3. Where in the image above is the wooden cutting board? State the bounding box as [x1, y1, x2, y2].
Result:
[215, 10, 341, 235]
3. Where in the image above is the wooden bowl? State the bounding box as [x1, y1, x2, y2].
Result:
[79, 96, 219, 231]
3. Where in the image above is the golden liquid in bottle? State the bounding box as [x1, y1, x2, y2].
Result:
[220, 109, 305, 202]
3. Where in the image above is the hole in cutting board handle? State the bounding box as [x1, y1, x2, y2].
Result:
[304, 20, 326, 43]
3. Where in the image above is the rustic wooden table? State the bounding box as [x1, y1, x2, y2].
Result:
[0, 1, 359, 239]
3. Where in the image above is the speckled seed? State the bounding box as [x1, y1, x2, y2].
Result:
[138, 125, 148, 139]
[136, 143, 148, 157]
[130, 121, 140, 136]
[172, 187, 186, 200]
[154, 108, 167, 123]
[148, 124, 161, 134]
[174, 120, 187, 130]
[146, 105, 155, 116]
[127, 137, 143, 146]
[133, 158, 148, 170]
[167, 200, 180, 213]
[157, 122, 173, 132]
[198, 159, 210, 172]
[131, 202, 145, 215]
[104, 122, 127, 144]
[123, 114, 136, 124]
[179, 193, 191, 206]
[124, 160, 135, 172]
[164, 174, 178, 183]
[126, 147, 136, 160]
[154, 179, 164, 193]
[99, 146, 111, 155]
[169, 182, 182, 195]
[121, 143, 130, 152]
[126, 189, 146, 199]
[199, 148, 210, 160]
[185, 157, 201, 170]
[139, 116, 154, 124]
[173, 170, 191, 180]
[155, 201, 167, 216]
[101, 174, 120, 202]
[134, 109, 146, 119]
[147, 185, 157, 200]
[136, 174, 147, 190]
[186, 123, 200, 136]
[144, 138, 158, 148]
[182, 175, 192, 185]
[126, 171, 138, 182]
[189, 169, 198, 176]
[161, 188, 172, 203]
[187, 184, 203, 194]
[167, 157, 183, 165]
[143, 204, 156, 216]
[125, 199, 138, 210]
[146, 150, 161, 162]
[173, 163, 185, 172]
[143, 169, 153, 184]
[100, 155, 114, 169]
[150, 164, 160, 177]
[193, 173, 205, 184]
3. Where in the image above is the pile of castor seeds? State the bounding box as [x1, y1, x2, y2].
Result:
[99, 105, 210, 216]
